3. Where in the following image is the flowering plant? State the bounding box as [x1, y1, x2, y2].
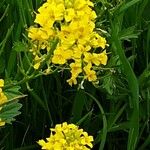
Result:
[28, 0, 108, 86]
[38, 122, 93, 150]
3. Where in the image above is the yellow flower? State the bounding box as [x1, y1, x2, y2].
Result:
[64, 8, 75, 22]
[73, 0, 87, 10]
[72, 45, 90, 61]
[67, 76, 77, 86]
[47, 0, 64, 4]
[83, 64, 97, 81]
[77, 4, 96, 20]
[97, 36, 107, 49]
[28, 27, 51, 41]
[52, 47, 73, 65]
[0, 79, 7, 105]
[38, 122, 93, 150]
[86, 0, 94, 7]
[0, 92, 7, 105]
[81, 132, 93, 148]
[0, 79, 4, 87]
[33, 55, 41, 70]
[92, 53, 101, 66]
[90, 33, 107, 49]
[83, 51, 108, 67]
[64, 0, 73, 8]
[69, 19, 94, 45]
[35, 2, 65, 28]
[85, 70, 97, 82]
[84, 52, 100, 66]
[67, 62, 82, 86]
[99, 50, 108, 65]
[70, 62, 82, 76]
[0, 118, 5, 127]
[58, 25, 76, 48]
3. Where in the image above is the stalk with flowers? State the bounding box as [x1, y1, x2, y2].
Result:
[28, 0, 108, 87]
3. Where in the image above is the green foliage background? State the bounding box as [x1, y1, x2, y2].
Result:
[0, 0, 150, 150]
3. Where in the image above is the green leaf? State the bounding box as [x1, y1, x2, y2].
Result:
[4, 85, 22, 100]
[0, 100, 22, 124]
[71, 90, 86, 123]
[0, 85, 24, 125]
[0, 56, 5, 73]
[118, 0, 141, 14]
[119, 26, 141, 41]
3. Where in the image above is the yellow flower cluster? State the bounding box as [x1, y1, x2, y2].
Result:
[0, 79, 7, 106]
[28, 0, 108, 86]
[38, 122, 93, 150]
[0, 79, 7, 127]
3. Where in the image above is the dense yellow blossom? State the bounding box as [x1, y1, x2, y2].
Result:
[0, 79, 4, 87]
[0, 118, 5, 127]
[38, 122, 93, 150]
[0, 79, 7, 127]
[0, 79, 7, 105]
[35, 2, 65, 28]
[28, 0, 108, 86]
[52, 46, 73, 64]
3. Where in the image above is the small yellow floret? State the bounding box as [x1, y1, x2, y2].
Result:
[99, 50, 108, 65]
[0, 79, 7, 105]
[0, 79, 4, 87]
[0, 118, 5, 127]
[33, 55, 41, 70]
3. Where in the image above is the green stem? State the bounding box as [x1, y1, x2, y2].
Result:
[4, 74, 35, 90]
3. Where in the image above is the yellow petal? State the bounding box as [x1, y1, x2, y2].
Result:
[0, 79, 4, 87]
[0, 118, 5, 127]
